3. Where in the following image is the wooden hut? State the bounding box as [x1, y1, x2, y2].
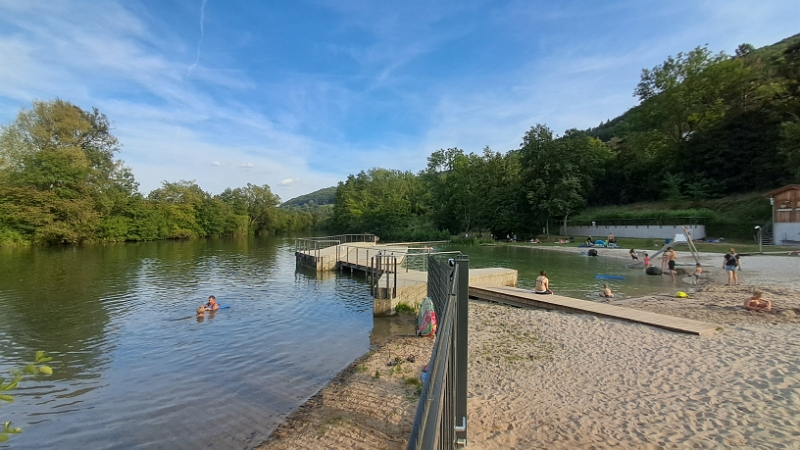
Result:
[766, 184, 800, 245]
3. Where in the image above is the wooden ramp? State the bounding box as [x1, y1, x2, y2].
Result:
[470, 286, 718, 336]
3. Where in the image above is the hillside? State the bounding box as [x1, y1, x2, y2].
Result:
[280, 186, 337, 209]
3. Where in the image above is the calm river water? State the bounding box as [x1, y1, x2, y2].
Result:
[0, 238, 673, 449]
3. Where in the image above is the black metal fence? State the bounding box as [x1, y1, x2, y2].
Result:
[407, 255, 469, 450]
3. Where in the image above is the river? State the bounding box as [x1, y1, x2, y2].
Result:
[0, 237, 672, 449]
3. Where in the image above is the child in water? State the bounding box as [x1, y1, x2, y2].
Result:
[599, 284, 614, 299]
[744, 291, 771, 311]
[196, 306, 206, 316]
[643, 253, 651, 268]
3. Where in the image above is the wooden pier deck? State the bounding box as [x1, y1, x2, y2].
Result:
[470, 285, 718, 335]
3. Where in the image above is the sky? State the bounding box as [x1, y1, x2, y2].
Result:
[0, 1, 799, 200]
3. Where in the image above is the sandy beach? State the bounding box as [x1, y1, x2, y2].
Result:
[257, 247, 800, 449]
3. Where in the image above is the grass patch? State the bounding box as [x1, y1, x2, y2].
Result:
[394, 302, 416, 314]
[355, 364, 368, 373]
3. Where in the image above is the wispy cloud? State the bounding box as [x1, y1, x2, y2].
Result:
[1, 0, 799, 197]
[187, 0, 208, 77]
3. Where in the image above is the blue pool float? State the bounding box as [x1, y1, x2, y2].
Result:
[595, 274, 625, 280]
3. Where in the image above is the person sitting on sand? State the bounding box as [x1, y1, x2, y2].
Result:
[643, 253, 651, 268]
[744, 291, 771, 311]
[692, 263, 704, 285]
[534, 270, 553, 295]
[599, 283, 614, 299]
[585, 236, 594, 246]
[629, 249, 638, 261]
[204, 295, 219, 311]
[608, 233, 616, 245]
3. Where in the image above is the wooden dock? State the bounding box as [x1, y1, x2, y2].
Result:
[469, 285, 718, 335]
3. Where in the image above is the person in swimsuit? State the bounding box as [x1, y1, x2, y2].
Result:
[744, 291, 771, 311]
[599, 283, 614, 299]
[661, 247, 677, 284]
[196, 306, 206, 316]
[643, 253, 651, 268]
[534, 270, 553, 294]
[204, 295, 220, 311]
[692, 263, 704, 285]
[629, 249, 638, 261]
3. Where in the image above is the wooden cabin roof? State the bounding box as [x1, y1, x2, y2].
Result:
[765, 184, 800, 198]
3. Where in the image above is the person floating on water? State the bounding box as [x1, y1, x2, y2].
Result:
[599, 283, 614, 299]
[204, 295, 219, 311]
[534, 270, 553, 295]
[744, 290, 771, 311]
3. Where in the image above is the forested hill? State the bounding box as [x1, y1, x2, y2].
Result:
[584, 33, 800, 205]
[330, 33, 800, 241]
[279, 186, 337, 209]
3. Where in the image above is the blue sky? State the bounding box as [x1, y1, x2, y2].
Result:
[1, 0, 798, 199]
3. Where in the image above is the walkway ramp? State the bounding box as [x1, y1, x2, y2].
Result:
[469, 285, 718, 335]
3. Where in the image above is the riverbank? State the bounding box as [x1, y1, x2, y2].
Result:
[256, 245, 800, 449]
[256, 335, 434, 450]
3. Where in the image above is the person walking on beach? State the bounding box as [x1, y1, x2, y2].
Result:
[534, 270, 553, 295]
[724, 248, 741, 286]
[661, 247, 677, 284]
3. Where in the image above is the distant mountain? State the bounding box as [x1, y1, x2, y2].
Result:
[280, 186, 337, 209]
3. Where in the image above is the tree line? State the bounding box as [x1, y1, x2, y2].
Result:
[332, 35, 800, 240]
[0, 99, 316, 246]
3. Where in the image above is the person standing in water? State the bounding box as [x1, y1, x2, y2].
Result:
[661, 247, 677, 284]
[534, 270, 553, 295]
[204, 295, 219, 311]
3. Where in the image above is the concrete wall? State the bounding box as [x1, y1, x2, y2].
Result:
[562, 224, 706, 240]
[774, 223, 800, 245]
[374, 268, 519, 316]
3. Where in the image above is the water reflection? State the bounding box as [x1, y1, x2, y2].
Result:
[0, 236, 374, 449]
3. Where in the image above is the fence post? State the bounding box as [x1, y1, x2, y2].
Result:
[455, 255, 469, 446]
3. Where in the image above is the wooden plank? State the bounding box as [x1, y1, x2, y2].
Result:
[469, 286, 718, 336]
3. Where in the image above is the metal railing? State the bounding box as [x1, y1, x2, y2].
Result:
[294, 233, 375, 252]
[407, 254, 469, 450]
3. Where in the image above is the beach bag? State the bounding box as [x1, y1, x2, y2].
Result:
[417, 297, 437, 337]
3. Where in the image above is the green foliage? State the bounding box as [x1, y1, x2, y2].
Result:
[1, 351, 54, 442]
[0, 100, 315, 246]
[394, 302, 416, 313]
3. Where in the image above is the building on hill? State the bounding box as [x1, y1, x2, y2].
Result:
[766, 185, 800, 245]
